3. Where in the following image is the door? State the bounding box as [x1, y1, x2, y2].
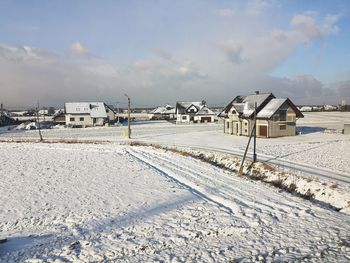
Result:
[259, 125, 267, 137]
[200, 117, 212, 123]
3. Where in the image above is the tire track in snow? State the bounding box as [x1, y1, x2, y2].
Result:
[137, 148, 305, 216]
[125, 148, 257, 226]
[126, 147, 314, 227]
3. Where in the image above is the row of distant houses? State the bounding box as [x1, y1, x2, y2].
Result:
[50, 92, 304, 138]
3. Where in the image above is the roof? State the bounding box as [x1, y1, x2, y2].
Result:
[219, 93, 303, 119]
[257, 98, 287, 118]
[176, 101, 215, 115]
[150, 105, 175, 114]
[219, 93, 275, 118]
[197, 106, 215, 115]
[257, 98, 304, 119]
[150, 106, 167, 114]
[65, 102, 108, 118]
[176, 101, 204, 111]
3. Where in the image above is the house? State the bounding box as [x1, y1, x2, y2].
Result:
[175, 101, 215, 124]
[219, 92, 303, 138]
[148, 105, 175, 120]
[324, 104, 337, 111]
[0, 111, 17, 127]
[64, 102, 116, 127]
[300, 106, 312, 112]
[52, 110, 66, 125]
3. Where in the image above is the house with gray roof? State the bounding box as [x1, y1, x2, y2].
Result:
[175, 100, 215, 124]
[219, 92, 303, 138]
[64, 102, 116, 127]
[148, 105, 175, 120]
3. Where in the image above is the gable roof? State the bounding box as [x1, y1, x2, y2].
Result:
[150, 105, 175, 115]
[219, 93, 275, 118]
[65, 102, 108, 118]
[176, 101, 215, 116]
[257, 98, 304, 119]
[197, 106, 215, 115]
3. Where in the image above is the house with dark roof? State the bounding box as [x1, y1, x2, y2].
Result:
[175, 101, 215, 124]
[0, 110, 17, 127]
[218, 92, 303, 138]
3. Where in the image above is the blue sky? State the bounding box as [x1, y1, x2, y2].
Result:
[0, 0, 349, 107]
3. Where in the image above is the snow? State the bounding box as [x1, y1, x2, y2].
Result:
[257, 98, 286, 118]
[1, 142, 350, 261]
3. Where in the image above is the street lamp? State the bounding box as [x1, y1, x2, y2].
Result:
[124, 94, 131, 139]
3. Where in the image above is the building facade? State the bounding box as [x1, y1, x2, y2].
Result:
[219, 93, 303, 138]
[175, 101, 215, 124]
[64, 102, 116, 127]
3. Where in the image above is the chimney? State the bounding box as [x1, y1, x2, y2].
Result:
[255, 91, 259, 95]
[0, 103, 3, 111]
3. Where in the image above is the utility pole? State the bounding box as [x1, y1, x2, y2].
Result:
[36, 102, 43, 141]
[253, 102, 257, 162]
[116, 102, 120, 124]
[124, 94, 131, 139]
[238, 101, 257, 175]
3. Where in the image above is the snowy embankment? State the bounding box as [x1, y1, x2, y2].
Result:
[1, 142, 350, 262]
[133, 143, 350, 213]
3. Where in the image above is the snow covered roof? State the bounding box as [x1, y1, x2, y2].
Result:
[163, 108, 176, 114]
[176, 101, 204, 111]
[219, 93, 275, 118]
[257, 99, 287, 118]
[150, 105, 175, 115]
[150, 107, 167, 114]
[219, 93, 303, 119]
[196, 106, 215, 115]
[176, 101, 214, 115]
[65, 102, 108, 118]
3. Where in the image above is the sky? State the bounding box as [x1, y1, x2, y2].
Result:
[0, 0, 349, 108]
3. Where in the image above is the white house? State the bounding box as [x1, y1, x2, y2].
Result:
[175, 101, 215, 124]
[148, 105, 175, 120]
[64, 102, 116, 127]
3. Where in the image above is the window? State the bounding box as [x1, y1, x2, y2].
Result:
[245, 122, 247, 126]
[227, 122, 230, 129]
[70, 117, 75, 121]
[279, 110, 287, 121]
[280, 124, 286, 130]
[245, 129, 248, 133]
[106, 109, 109, 113]
[80, 117, 84, 121]
[182, 116, 187, 120]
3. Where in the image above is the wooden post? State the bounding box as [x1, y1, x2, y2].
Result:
[238, 102, 258, 175]
[36, 103, 43, 141]
[125, 94, 131, 139]
[253, 102, 257, 162]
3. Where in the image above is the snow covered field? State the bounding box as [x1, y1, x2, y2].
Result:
[1, 112, 349, 176]
[1, 143, 350, 262]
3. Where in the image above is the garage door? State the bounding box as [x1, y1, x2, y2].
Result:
[259, 126, 267, 137]
[200, 117, 212, 123]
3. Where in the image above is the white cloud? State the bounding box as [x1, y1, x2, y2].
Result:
[290, 12, 340, 42]
[0, 10, 346, 108]
[245, 0, 270, 16]
[70, 42, 89, 55]
[217, 8, 235, 17]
